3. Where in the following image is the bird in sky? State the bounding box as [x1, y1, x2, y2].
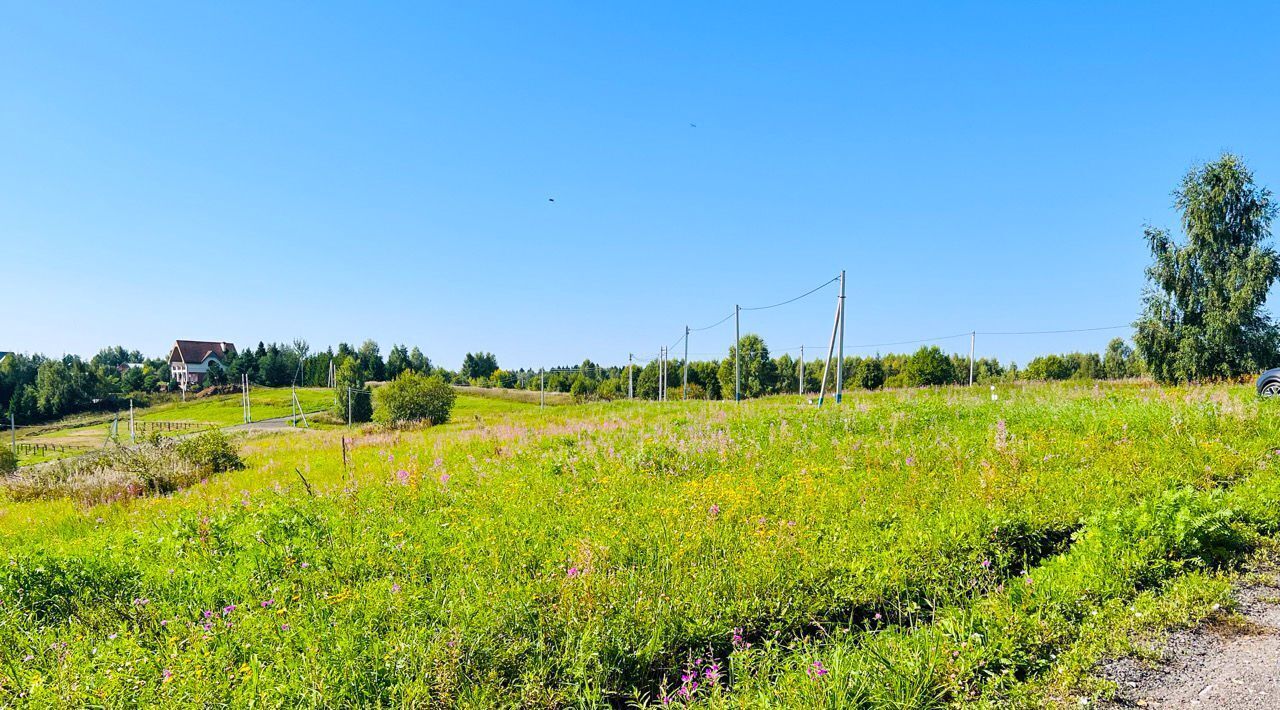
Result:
[689, 123, 697, 128]
[548, 198, 555, 202]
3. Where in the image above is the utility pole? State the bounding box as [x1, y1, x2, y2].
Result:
[734, 304, 741, 403]
[817, 283, 842, 408]
[836, 269, 846, 404]
[659, 347, 666, 402]
[347, 387, 353, 426]
[682, 326, 689, 400]
[969, 331, 976, 386]
[628, 354, 634, 399]
[9, 412, 14, 455]
[540, 369, 545, 409]
[798, 344, 805, 396]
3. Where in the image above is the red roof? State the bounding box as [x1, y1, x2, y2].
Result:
[170, 340, 236, 364]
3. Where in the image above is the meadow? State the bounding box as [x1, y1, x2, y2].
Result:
[12, 388, 335, 465]
[2, 382, 1280, 707]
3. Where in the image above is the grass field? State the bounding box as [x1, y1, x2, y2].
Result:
[12, 388, 336, 462]
[3, 382, 1280, 706]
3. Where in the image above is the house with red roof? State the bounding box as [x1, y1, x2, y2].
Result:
[168, 340, 236, 388]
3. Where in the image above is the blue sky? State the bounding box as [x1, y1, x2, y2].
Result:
[4, 2, 1279, 370]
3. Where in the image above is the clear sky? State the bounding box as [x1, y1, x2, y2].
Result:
[4, 2, 1279, 370]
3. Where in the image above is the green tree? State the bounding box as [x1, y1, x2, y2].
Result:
[854, 357, 886, 390]
[460, 352, 499, 380]
[569, 374, 597, 401]
[386, 344, 411, 380]
[1135, 154, 1280, 383]
[373, 372, 456, 426]
[1025, 354, 1075, 381]
[357, 340, 385, 381]
[408, 347, 431, 374]
[1103, 338, 1134, 379]
[905, 346, 957, 386]
[35, 360, 78, 417]
[716, 334, 777, 400]
[333, 358, 373, 423]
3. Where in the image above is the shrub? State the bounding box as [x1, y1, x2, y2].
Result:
[0, 448, 18, 475]
[175, 431, 243, 474]
[373, 372, 457, 426]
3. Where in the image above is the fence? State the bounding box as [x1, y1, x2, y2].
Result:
[13, 442, 88, 456]
[131, 420, 205, 433]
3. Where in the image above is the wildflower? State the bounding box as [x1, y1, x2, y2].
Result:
[261, 599, 275, 608]
[202, 610, 214, 619]
[395, 469, 410, 485]
[905, 456, 915, 465]
[731, 627, 750, 650]
[807, 660, 829, 679]
[981, 559, 991, 569]
[995, 419, 1008, 450]
[873, 612, 882, 621]
[708, 503, 720, 517]
[160, 619, 169, 627]
[162, 669, 173, 683]
[133, 598, 150, 607]
[391, 583, 401, 593]
[280, 623, 290, 631]
[567, 567, 580, 578]
[300, 562, 310, 569]
[23, 654, 33, 662]
[439, 473, 451, 485]
[222, 605, 236, 615]
[703, 661, 722, 685]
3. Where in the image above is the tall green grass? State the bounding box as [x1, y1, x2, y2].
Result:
[1, 382, 1278, 706]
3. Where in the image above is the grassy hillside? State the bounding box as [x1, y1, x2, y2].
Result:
[2, 382, 1280, 706]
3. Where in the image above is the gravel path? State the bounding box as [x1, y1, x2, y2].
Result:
[1102, 575, 1280, 708]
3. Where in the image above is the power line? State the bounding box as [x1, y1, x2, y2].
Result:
[740, 275, 840, 312]
[978, 324, 1132, 336]
[689, 312, 735, 332]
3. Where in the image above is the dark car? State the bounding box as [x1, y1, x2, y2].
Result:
[1258, 368, 1280, 396]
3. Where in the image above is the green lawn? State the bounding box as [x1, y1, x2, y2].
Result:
[3, 382, 1280, 706]
[134, 387, 334, 425]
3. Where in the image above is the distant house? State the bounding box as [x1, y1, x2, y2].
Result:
[169, 340, 236, 388]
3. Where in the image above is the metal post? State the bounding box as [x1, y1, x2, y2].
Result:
[969, 331, 976, 386]
[129, 399, 135, 443]
[798, 344, 805, 396]
[540, 369, 545, 409]
[836, 269, 846, 404]
[734, 304, 741, 403]
[9, 412, 14, 454]
[348, 387, 353, 426]
[628, 354, 634, 399]
[683, 326, 689, 400]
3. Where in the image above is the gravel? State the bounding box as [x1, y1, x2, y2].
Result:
[1100, 576, 1280, 709]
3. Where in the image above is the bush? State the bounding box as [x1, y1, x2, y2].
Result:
[175, 431, 243, 474]
[0, 448, 18, 475]
[374, 372, 457, 426]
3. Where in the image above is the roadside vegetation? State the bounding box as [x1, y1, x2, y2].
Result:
[3, 382, 1280, 706]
